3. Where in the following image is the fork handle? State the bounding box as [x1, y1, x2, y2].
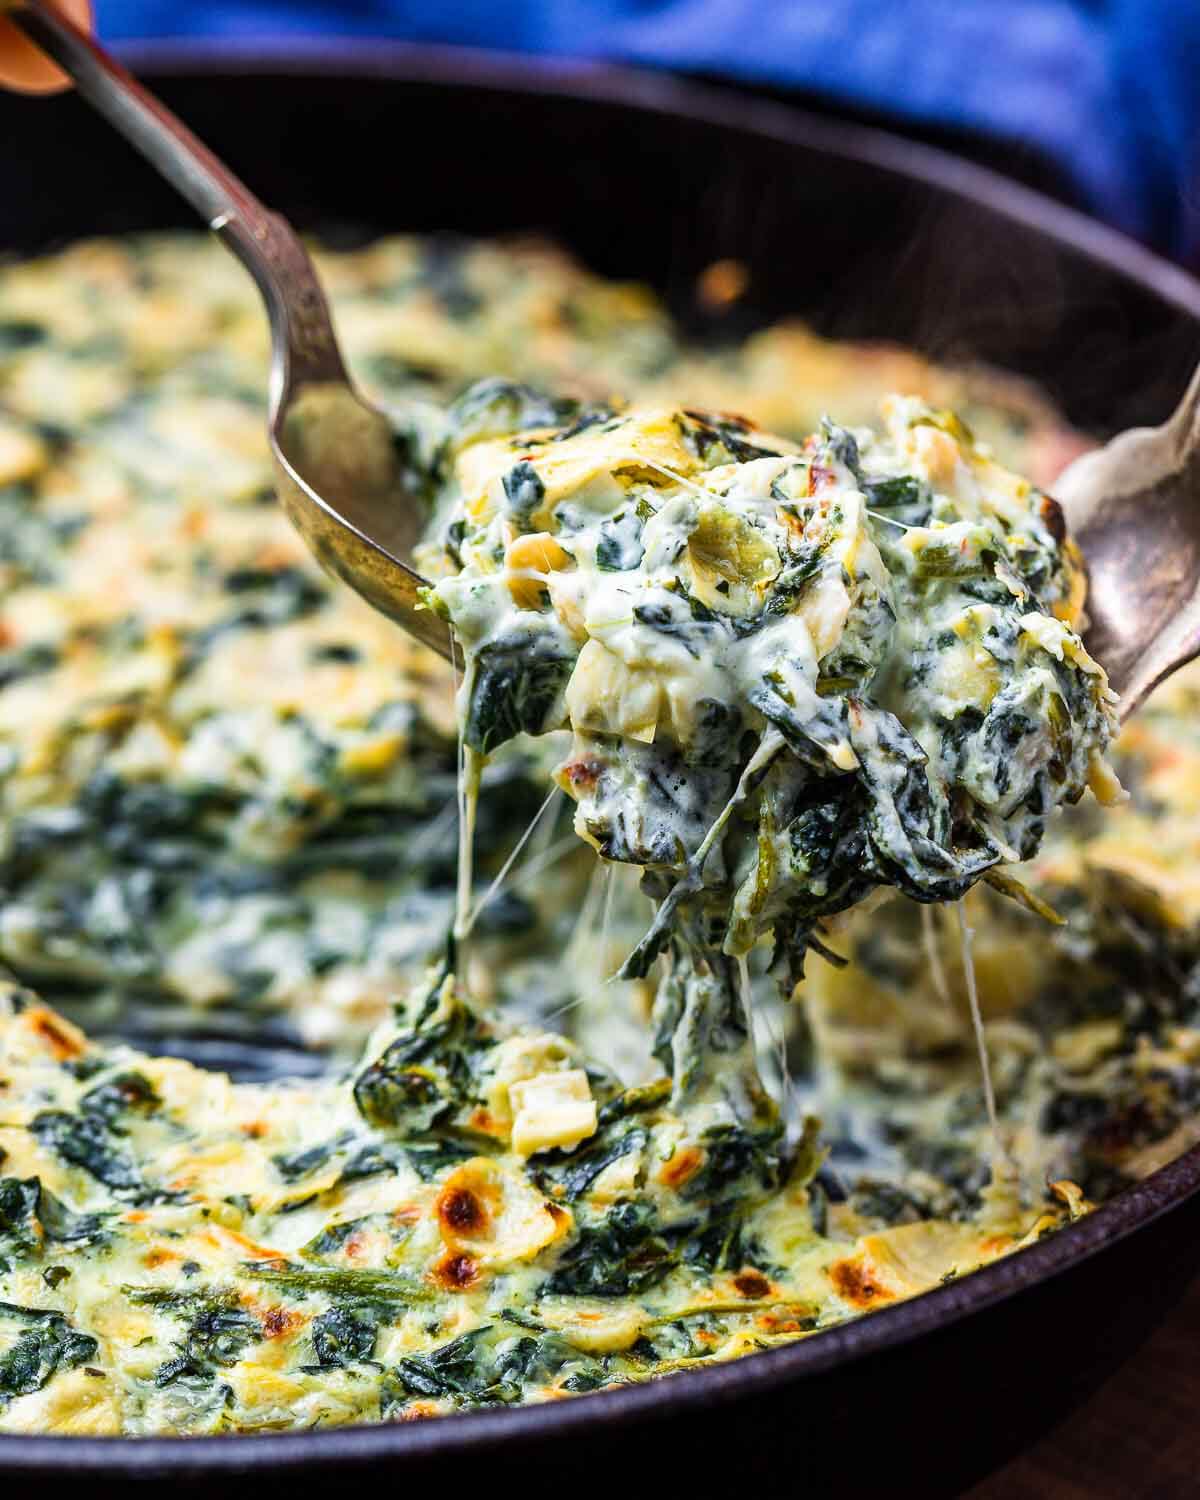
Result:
[10, 0, 350, 403]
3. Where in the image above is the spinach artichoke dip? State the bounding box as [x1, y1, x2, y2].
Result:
[0, 231, 1184, 1439]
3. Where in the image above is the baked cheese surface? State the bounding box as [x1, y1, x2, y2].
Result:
[0, 231, 1187, 1436]
[0, 980, 1081, 1434]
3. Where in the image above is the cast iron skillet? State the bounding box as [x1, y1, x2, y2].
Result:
[2, 45, 1200, 1498]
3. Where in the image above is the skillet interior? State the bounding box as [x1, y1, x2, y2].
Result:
[2, 46, 1200, 1496]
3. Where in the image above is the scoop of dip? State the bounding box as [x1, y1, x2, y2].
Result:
[419, 381, 1121, 1127]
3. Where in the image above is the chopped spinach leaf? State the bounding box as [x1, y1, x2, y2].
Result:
[463, 634, 573, 755]
[0, 1300, 99, 1402]
[545, 1200, 677, 1298]
[310, 1305, 379, 1369]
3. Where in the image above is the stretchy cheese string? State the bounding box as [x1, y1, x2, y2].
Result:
[404, 797, 459, 865]
[451, 626, 471, 940]
[562, 860, 620, 982]
[637, 455, 724, 500]
[738, 954, 777, 1115]
[865, 508, 915, 531]
[921, 902, 953, 1010]
[545, 879, 620, 1021]
[737, 952, 759, 1070]
[956, 898, 1007, 1163]
[463, 785, 562, 938]
[750, 958, 796, 1126]
[562, 857, 610, 976]
[455, 752, 483, 942]
[598, 861, 618, 979]
[502, 835, 579, 896]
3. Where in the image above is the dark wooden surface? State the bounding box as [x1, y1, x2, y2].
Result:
[966, 1269, 1200, 1499]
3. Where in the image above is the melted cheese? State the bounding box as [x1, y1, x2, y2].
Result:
[0, 229, 1177, 1440]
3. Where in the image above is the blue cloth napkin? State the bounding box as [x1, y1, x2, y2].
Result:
[96, 0, 1200, 266]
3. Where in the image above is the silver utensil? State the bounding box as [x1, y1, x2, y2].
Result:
[9, 0, 456, 664]
[11, 2, 1200, 716]
[1055, 364, 1200, 716]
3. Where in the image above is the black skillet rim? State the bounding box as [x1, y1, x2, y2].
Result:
[2, 39, 1200, 1473]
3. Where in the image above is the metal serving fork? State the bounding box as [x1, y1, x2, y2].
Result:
[10, 0, 1200, 715]
[10, 0, 456, 663]
[1054, 365, 1200, 717]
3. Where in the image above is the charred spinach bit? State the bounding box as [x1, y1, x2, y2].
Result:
[335, 1142, 404, 1186]
[307, 1305, 381, 1370]
[632, 599, 707, 657]
[487, 1335, 569, 1398]
[309, 641, 361, 664]
[138, 1291, 262, 1388]
[441, 517, 468, 569]
[745, 675, 850, 772]
[632, 581, 725, 656]
[464, 633, 574, 755]
[68, 768, 234, 872]
[899, 1138, 988, 1209]
[0, 1175, 106, 1268]
[0, 1179, 40, 1269]
[1039, 1089, 1111, 1136]
[352, 998, 495, 1134]
[380, 1327, 585, 1411]
[848, 1180, 929, 1227]
[699, 1122, 780, 1200]
[498, 1307, 545, 1333]
[545, 1199, 677, 1298]
[0, 487, 87, 586]
[680, 410, 780, 465]
[79, 1070, 160, 1127]
[818, 419, 864, 480]
[28, 1067, 164, 1200]
[531, 1127, 648, 1202]
[551, 406, 620, 442]
[273, 1132, 352, 1184]
[400, 1139, 482, 1182]
[302, 1217, 369, 1258]
[760, 547, 831, 621]
[673, 578, 721, 624]
[0, 1301, 99, 1401]
[305, 1208, 417, 1261]
[666, 1124, 784, 1270]
[677, 1204, 752, 1273]
[30, 1109, 145, 1198]
[959, 573, 1013, 607]
[596, 1079, 671, 1128]
[383, 1327, 491, 1406]
[863, 474, 923, 509]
